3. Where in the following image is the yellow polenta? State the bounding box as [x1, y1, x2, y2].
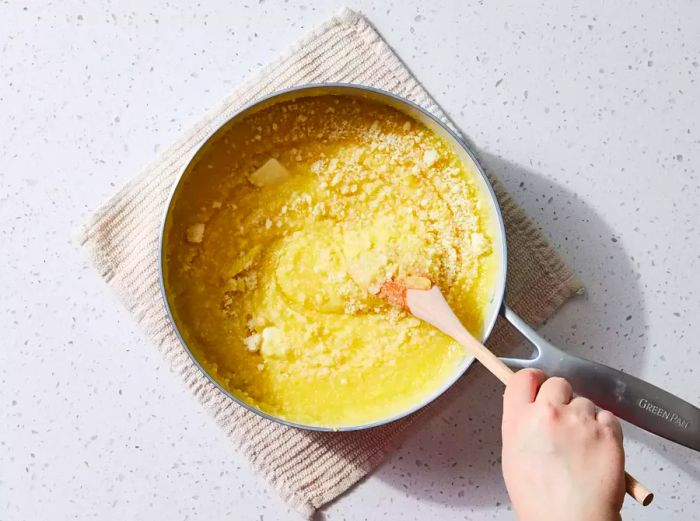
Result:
[163, 95, 496, 428]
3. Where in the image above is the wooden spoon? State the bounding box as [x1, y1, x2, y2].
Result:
[379, 278, 653, 507]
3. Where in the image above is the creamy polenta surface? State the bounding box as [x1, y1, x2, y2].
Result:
[163, 95, 496, 427]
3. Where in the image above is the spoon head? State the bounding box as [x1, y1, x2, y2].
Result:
[378, 275, 433, 311]
[378, 279, 408, 311]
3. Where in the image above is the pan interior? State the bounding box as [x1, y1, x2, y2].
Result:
[161, 86, 506, 430]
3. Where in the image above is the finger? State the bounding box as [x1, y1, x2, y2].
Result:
[503, 368, 546, 414]
[569, 396, 597, 418]
[536, 377, 573, 405]
[596, 409, 623, 441]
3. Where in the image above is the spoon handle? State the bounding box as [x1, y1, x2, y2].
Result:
[406, 286, 512, 383]
[405, 286, 653, 507]
[501, 305, 700, 452]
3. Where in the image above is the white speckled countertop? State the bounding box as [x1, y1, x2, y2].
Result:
[2, 1, 699, 519]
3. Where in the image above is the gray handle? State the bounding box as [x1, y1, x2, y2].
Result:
[500, 306, 700, 452]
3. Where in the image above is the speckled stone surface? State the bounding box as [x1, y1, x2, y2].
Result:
[1, 1, 698, 520]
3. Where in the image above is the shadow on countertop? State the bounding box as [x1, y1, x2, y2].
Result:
[371, 150, 656, 510]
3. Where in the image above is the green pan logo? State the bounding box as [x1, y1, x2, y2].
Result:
[638, 398, 690, 429]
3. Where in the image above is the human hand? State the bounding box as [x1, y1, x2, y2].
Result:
[501, 369, 625, 521]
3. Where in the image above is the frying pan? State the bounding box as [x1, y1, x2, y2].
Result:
[159, 84, 700, 451]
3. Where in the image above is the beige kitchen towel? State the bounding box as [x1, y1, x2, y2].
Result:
[78, 8, 582, 518]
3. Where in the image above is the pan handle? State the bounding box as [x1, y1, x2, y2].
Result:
[499, 306, 700, 452]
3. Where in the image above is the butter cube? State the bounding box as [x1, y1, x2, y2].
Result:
[186, 223, 205, 243]
[243, 334, 261, 352]
[423, 149, 439, 167]
[249, 158, 290, 187]
[260, 326, 291, 358]
[403, 275, 432, 290]
[470, 232, 490, 256]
